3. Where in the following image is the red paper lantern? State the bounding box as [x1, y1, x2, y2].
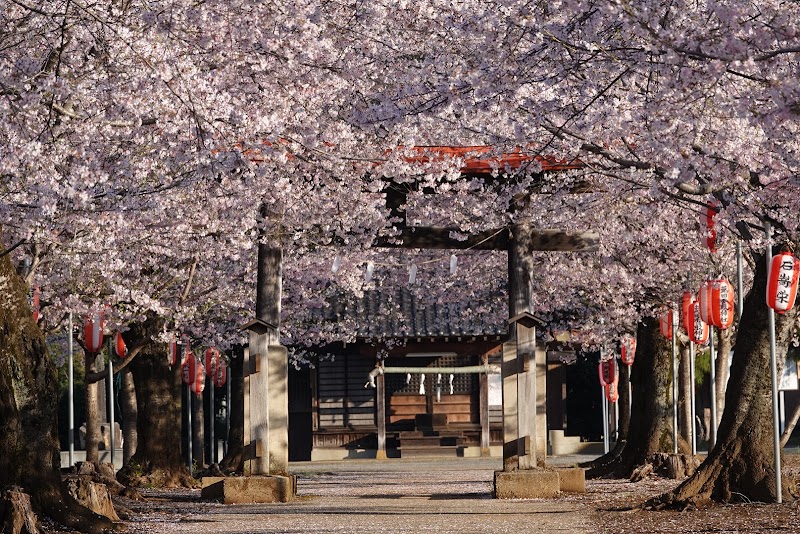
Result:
[181, 353, 196, 385]
[113, 332, 127, 358]
[191, 359, 206, 395]
[681, 291, 694, 333]
[605, 382, 619, 402]
[205, 347, 221, 378]
[620, 335, 636, 366]
[704, 201, 723, 252]
[598, 358, 617, 386]
[168, 335, 179, 366]
[213, 359, 227, 388]
[700, 278, 735, 329]
[687, 300, 709, 344]
[659, 306, 675, 339]
[83, 314, 105, 354]
[767, 252, 800, 314]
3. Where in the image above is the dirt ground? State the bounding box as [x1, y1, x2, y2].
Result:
[111, 454, 800, 534]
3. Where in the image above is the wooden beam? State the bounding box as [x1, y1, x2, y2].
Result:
[375, 227, 598, 252]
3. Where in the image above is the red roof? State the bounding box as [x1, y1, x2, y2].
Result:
[398, 146, 582, 175]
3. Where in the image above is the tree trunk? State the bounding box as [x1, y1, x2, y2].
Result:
[585, 318, 680, 477]
[648, 250, 795, 507]
[584, 359, 633, 472]
[781, 400, 800, 448]
[120, 367, 138, 465]
[715, 327, 733, 433]
[0, 248, 117, 533]
[84, 352, 101, 463]
[192, 389, 205, 469]
[219, 347, 244, 473]
[117, 348, 193, 487]
[679, 343, 692, 445]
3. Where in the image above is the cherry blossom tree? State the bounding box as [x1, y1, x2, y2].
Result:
[3, 0, 800, 527]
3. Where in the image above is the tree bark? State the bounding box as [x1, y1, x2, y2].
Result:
[585, 318, 679, 477]
[117, 348, 193, 487]
[715, 327, 733, 432]
[679, 343, 692, 445]
[84, 352, 101, 463]
[0, 247, 117, 533]
[120, 366, 138, 464]
[648, 250, 796, 507]
[781, 400, 800, 448]
[192, 388, 205, 469]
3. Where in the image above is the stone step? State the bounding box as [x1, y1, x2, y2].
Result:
[398, 446, 461, 458]
[399, 436, 465, 447]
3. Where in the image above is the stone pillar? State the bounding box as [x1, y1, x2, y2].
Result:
[504, 222, 546, 470]
[535, 341, 548, 465]
[376, 370, 387, 460]
[479, 354, 490, 456]
[241, 233, 289, 477]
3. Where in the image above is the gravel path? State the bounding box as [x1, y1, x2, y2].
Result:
[123, 457, 595, 534]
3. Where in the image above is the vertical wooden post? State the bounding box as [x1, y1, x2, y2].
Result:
[376, 369, 387, 460]
[479, 354, 490, 456]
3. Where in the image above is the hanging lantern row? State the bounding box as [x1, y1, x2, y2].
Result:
[620, 335, 636, 366]
[766, 251, 800, 315]
[170, 337, 227, 388]
[699, 278, 735, 329]
[661, 276, 737, 343]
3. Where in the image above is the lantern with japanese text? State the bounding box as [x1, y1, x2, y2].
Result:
[605, 381, 619, 403]
[659, 306, 676, 339]
[620, 335, 636, 366]
[168, 335, 179, 366]
[83, 315, 105, 354]
[598, 357, 617, 387]
[190, 359, 206, 395]
[181, 353, 196, 385]
[113, 332, 127, 358]
[687, 300, 709, 344]
[205, 347, 221, 378]
[767, 252, 800, 314]
[213, 358, 227, 388]
[699, 278, 735, 329]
